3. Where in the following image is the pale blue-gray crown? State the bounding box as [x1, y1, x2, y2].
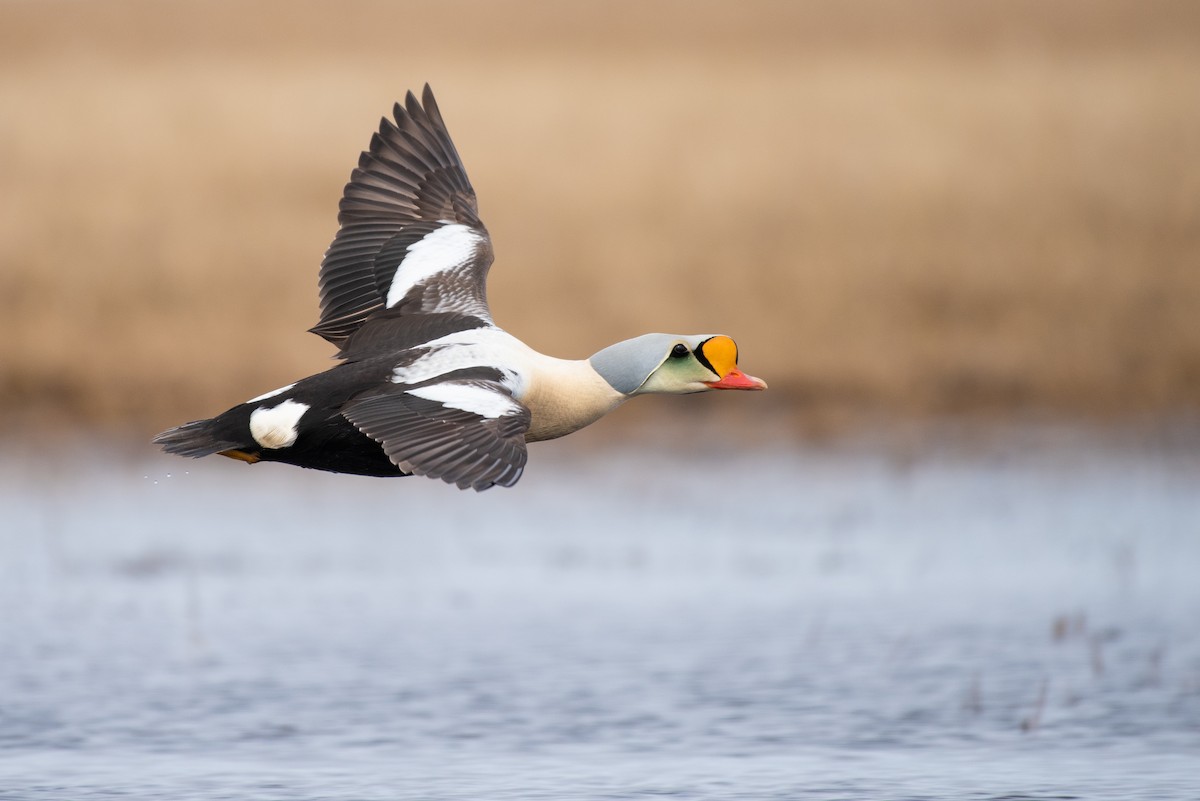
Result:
[590, 333, 692, 394]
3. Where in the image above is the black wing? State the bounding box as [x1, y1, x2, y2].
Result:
[342, 380, 530, 491]
[311, 85, 494, 353]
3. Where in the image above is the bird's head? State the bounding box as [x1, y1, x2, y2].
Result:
[590, 333, 767, 396]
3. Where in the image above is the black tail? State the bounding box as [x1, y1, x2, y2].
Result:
[152, 419, 242, 458]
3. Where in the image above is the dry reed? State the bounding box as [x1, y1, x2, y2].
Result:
[2, 0, 1197, 435]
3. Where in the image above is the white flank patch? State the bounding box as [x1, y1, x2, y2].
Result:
[385, 223, 480, 308]
[249, 400, 309, 449]
[247, 383, 296, 403]
[407, 383, 521, 419]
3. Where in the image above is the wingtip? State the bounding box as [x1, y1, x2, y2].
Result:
[404, 89, 422, 119]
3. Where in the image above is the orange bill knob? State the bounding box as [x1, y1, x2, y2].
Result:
[700, 336, 768, 390]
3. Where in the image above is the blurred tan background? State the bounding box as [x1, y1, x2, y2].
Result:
[2, 0, 1198, 437]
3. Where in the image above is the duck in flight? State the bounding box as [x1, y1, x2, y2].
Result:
[153, 86, 766, 490]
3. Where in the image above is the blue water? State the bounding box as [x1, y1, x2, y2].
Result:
[1, 425, 1198, 799]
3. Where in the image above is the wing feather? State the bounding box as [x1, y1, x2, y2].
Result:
[311, 85, 493, 353]
[342, 380, 530, 491]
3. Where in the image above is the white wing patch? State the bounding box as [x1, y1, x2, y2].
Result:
[247, 383, 296, 403]
[391, 328, 531, 396]
[249, 400, 309, 449]
[385, 223, 482, 308]
[407, 382, 523, 419]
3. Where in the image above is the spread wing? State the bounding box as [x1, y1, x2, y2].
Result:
[343, 379, 530, 491]
[311, 85, 494, 354]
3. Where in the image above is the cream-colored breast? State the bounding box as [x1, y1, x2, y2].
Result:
[520, 355, 627, 442]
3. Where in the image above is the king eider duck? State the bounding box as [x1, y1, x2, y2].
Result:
[153, 86, 767, 490]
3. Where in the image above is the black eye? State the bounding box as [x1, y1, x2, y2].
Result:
[670, 343, 690, 358]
